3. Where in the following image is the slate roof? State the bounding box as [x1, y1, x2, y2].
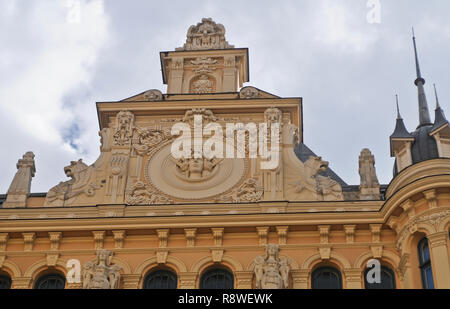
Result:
[293, 143, 348, 186]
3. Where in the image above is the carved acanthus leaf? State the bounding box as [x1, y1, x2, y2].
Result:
[217, 178, 263, 203]
[125, 181, 173, 205]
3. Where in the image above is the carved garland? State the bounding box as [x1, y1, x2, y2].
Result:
[396, 208, 450, 250]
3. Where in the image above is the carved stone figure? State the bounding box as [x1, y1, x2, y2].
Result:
[143, 89, 163, 102]
[254, 244, 290, 289]
[99, 128, 112, 152]
[82, 250, 121, 289]
[172, 152, 223, 181]
[264, 107, 283, 125]
[44, 159, 101, 207]
[113, 111, 135, 146]
[240, 86, 260, 99]
[176, 18, 234, 51]
[3, 152, 36, 208]
[125, 181, 173, 205]
[359, 148, 380, 200]
[291, 156, 343, 201]
[192, 75, 214, 93]
[218, 178, 263, 203]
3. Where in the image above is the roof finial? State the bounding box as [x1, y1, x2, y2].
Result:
[412, 28, 432, 128]
[433, 83, 441, 109]
[396, 94, 402, 119]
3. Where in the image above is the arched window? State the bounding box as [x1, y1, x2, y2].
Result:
[200, 268, 234, 289]
[34, 274, 66, 289]
[143, 269, 177, 289]
[364, 266, 396, 289]
[311, 267, 342, 289]
[0, 275, 11, 289]
[418, 237, 434, 289]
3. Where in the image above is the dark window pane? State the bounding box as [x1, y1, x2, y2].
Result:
[0, 275, 12, 289]
[418, 237, 434, 289]
[200, 268, 234, 289]
[143, 270, 177, 289]
[312, 267, 342, 289]
[34, 274, 65, 289]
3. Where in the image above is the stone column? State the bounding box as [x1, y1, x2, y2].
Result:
[3, 152, 35, 208]
[179, 272, 198, 289]
[344, 269, 363, 289]
[235, 271, 253, 289]
[427, 232, 450, 289]
[11, 277, 32, 289]
[291, 269, 309, 289]
[122, 274, 142, 289]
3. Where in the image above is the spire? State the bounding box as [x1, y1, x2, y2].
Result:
[391, 95, 413, 139]
[412, 28, 432, 128]
[431, 83, 449, 133]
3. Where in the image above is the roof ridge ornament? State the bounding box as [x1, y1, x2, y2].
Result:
[176, 18, 234, 51]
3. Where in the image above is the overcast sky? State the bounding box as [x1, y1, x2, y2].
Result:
[1, 0, 449, 193]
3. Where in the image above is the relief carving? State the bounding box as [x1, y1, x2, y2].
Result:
[191, 57, 218, 74]
[143, 89, 163, 102]
[133, 126, 172, 156]
[192, 75, 214, 94]
[44, 159, 102, 207]
[254, 244, 290, 289]
[240, 86, 260, 99]
[82, 250, 121, 289]
[217, 178, 263, 203]
[176, 18, 234, 51]
[172, 154, 223, 181]
[125, 181, 173, 205]
[113, 111, 135, 146]
[290, 156, 343, 201]
[183, 108, 218, 125]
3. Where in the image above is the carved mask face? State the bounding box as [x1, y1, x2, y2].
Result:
[189, 158, 203, 173]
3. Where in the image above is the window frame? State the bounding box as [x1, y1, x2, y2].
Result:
[311, 266, 343, 289]
[417, 237, 434, 289]
[199, 267, 234, 289]
[143, 269, 178, 289]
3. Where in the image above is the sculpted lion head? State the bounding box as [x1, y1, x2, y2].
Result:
[304, 156, 329, 174]
[64, 159, 89, 179]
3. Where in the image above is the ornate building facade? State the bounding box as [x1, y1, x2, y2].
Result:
[0, 18, 449, 289]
